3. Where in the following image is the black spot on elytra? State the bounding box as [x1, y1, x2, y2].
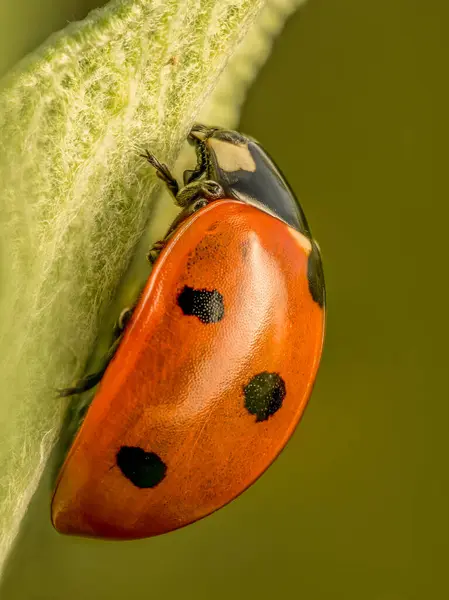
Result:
[116, 446, 167, 489]
[243, 372, 286, 422]
[177, 285, 224, 323]
[307, 240, 325, 308]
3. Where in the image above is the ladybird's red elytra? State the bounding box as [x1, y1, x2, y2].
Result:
[51, 124, 326, 540]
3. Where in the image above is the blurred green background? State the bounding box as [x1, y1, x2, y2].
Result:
[1, 0, 448, 599]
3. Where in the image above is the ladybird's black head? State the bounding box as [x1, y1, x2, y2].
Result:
[189, 124, 249, 146]
[188, 124, 312, 237]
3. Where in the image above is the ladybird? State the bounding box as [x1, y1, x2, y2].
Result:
[51, 124, 325, 539]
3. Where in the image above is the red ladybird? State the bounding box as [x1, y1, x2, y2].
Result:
[51, 124, 325, 539]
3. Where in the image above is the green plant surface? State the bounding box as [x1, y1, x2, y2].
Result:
[0, 0, 306, 576]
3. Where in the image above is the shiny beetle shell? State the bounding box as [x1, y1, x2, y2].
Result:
[51, 125, 325, 539]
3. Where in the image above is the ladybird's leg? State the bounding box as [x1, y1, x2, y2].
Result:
[147, 239, 166, 264]
[141, 148, 224, 206]
[184, 134, 208, 185]
[183, 124, 220, 184]
[146, 194, 211, 264]
[57, 334, 123, 397]
[113, 305, 135, 336]
[175, 179, 224, 207]
[57, 301, 140, 397]
[141, 150, 179, 198]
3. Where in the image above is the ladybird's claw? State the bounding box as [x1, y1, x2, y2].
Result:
[117, 307, 134, 332]
[56, 333, 125, 399]
[147, 240, 166, 264]
[141, 149, 179, 197]
[140, 150, 165, 174]
[56, 370, 106, 398]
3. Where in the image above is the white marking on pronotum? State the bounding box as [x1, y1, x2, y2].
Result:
[208, 138, 257, 173]
[288, 228, 313, 255]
